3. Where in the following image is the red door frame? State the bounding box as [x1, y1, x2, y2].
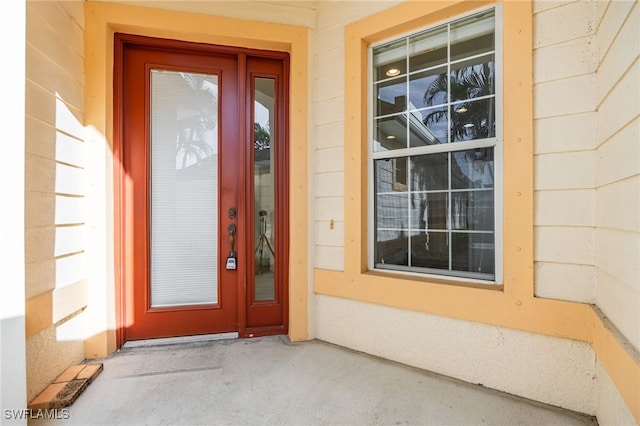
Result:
[113, 34, 289, 347]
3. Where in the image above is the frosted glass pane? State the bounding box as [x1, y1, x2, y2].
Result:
[150, 70, 219, 307]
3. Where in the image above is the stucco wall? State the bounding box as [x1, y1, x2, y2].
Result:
[24, 0, 87, 402]
[316, 294, 598, 414]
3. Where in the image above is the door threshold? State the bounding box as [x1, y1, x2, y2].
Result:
[123, 332, 238, 348]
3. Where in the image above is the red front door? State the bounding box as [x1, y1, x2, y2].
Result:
[117, 34, 288, 342]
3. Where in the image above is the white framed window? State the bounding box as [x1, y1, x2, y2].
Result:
[369, 6, 502, 282]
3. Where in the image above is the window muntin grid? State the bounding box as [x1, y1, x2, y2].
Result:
[371, 8, 499, 281]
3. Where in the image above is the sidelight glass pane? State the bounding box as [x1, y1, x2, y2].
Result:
[150, 70, 219, 307]
[254, 78, 276, 302]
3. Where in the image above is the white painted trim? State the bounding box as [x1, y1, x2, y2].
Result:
[122, 332, 239, 348]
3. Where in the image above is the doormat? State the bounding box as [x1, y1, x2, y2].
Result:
[29, 363, 103, 410]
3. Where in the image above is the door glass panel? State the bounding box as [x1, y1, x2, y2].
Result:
[150, 70, 219, 307]
[253, 78, 276, 302]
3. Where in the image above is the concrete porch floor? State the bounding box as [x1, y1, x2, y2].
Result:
[30, 336, 596, 426]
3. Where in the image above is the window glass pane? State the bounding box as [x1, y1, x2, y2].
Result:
[373, 39, 407, 81]
[375, 160, 410, 266]
[409, 25, 447, 72]
[375, 230, 409, 266]
[451, 148, 494, 189]
[450, 57, 495, 99]
[253, 77, 276, 302]
[450, 10, 495, 63]
[409, 107, 448, 146]
[451, 191, 494, 231]
[375, 77, 407, 117]
[451, 98, 495, 142]
[376, 193, 409, 229]
[374, 115, 407, 151]
[451, 233, 494, 276]
[409, 66, 448, 110]
[409, 153, 448, 191]
[411, 231, 449, 270]
[376, 158, 410, 192]
[412, 192, 448, 230]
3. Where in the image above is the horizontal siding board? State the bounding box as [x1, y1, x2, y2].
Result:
[534, 226, 595, 265]
[595, 0, 636, 65]
[596, 176, 640, 233]
[314, 197, 345, 221]
[25, 155, 85, 196]
[533, 1, 597, 48]
[314, 245, 345, 271]
[315, 122, 344, 150]
[314, 221, 344, 247]
[595, 228, 640, 291]
[596, 3, 639, 104]
[534, 189, 596, 227]
[314, 48, 343, 80]
[534, 262, 596, 303]
[26, 8, 83, 81]
[26, 82, 84, 139]
[26, 46, 83, 112]
[26, 116, 85, 166]
[596, 61, 639, 145]
[55, 253, 87, 291]
[533, 36, 595, 84]
[534, 112, 596, 154]
[59, 0, 84, 30]
[596, 118, 639, 186]
[534, 151, 595, 190]
[315, 97, 344, 126]
[596, 269, 640, 351]
[533, 74, 595, 119]
[316, 147, 344, 173]
[315, 172, 345, 197]
[26, 192, 85, 226]
[27, 1, 83, 57]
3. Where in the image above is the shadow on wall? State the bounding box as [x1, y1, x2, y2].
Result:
[24, 86, 88, 401]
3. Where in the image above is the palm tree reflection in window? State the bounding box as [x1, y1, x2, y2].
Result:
[175, 73, 218, 170]
[422, 62, 495, 142]
[254, 122, 271, 151]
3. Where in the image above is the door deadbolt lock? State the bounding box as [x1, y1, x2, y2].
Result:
[228, 207, 237, 219]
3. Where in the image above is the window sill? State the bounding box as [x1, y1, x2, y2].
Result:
[365, 269, 504, 291]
